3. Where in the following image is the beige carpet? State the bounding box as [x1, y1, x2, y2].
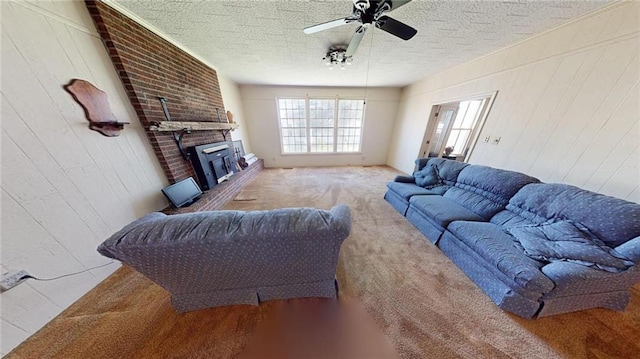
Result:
[8, 166, 640, 358]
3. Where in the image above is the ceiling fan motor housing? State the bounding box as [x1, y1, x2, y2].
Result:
[359, 11, 375, 24]
[353, 0, 370, 11]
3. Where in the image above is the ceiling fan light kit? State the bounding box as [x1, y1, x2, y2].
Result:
[304, 0, 417, 58]
[324, 49, 353, 70]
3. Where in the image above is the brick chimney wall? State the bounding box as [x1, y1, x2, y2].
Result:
[85, 0, 227, 183]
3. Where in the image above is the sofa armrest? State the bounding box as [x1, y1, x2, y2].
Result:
[393, 175, 415, 183]
[615, 236, 640, 263]
[329, 204, 352, 239]
[97, 212, 167, 259]
[415, 158, 429, 171]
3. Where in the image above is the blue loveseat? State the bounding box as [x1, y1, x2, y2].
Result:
[98, 205, 352, 313]
[385, 158, 640, 318]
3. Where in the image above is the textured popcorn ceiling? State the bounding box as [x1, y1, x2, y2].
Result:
[111, 0, 611, 87]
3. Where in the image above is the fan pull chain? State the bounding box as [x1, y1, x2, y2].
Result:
[364, 28, 375, 105]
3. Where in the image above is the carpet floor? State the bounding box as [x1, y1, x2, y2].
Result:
[7, 166, 640, 358]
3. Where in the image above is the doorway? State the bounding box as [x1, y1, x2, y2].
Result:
[420, 91, 497, 162]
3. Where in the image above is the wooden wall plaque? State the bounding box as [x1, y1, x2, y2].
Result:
[64, 79, 129, 137]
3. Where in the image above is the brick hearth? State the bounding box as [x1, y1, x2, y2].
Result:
[162, 160, 264, 214]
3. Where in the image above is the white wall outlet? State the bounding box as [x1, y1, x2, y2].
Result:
[492, 137, 501, 145]
[1, 270, 30, 292]
[482, 135, 491, 143]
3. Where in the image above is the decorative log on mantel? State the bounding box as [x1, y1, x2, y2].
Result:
[149, 121, 239, 132]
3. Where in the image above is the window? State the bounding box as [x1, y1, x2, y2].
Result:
[277, 98, 365, 154]
[337, 100, 364, 152]
[278, 99, 307, 153]
[445, 100, 483, 156]
[309, 99, 334, 152]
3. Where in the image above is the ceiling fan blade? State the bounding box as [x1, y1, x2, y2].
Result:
[376, 15, 417, 40]
[303, 18, 352, 34]
[346, 25, 368, 57]
[388, 0, 413, 11]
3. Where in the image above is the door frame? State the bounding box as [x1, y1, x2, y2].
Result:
[418, 90, 499, 163]
[420, 103, 459, 158]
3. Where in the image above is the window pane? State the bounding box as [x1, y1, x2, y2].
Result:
[310, 128, 333, 152]
[453, 130, 470, 155]
[337, 127, 361, 152]
[445, 130, 460, 149]
[309, 99, 334, 127]
[337, 100, 364, 153]
[461, 100, 482, 128]
[279, 98, 307, 153]
[452, 102, 469, 128]
[278, 99, 306, 127]
[309, 99, 335, 152]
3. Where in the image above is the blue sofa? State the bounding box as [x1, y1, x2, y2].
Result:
[98, 205, 352, 312]
[385, 158, 640, 318]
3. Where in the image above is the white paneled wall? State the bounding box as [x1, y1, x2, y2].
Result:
[240, 86, 400, 168]
[388, 2, 639, 202]
[1, 1, 167, 354]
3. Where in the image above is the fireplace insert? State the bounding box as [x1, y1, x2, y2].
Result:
[188, 142, 238, 190]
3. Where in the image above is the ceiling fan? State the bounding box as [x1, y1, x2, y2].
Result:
[303, 0, 417, 57]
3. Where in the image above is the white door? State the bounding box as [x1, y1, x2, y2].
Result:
[420, 104, 459, 158]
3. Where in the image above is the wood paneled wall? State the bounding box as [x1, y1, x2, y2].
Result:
[0, 1, 167, 354]
[388, 2, 639, 202]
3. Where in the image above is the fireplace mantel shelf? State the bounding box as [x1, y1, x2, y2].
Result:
[149, 121, 239, 132]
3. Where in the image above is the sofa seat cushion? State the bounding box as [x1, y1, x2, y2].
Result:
[508, 221, 634, 273]
[409, 195, 484, 228]
[447, 221, 555, 293]
[386, 182, 446, 200]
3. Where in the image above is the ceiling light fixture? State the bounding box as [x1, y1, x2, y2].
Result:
[323, 49, 353, 70]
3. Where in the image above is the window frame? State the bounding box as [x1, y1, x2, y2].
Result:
[276, 96, 365, 155]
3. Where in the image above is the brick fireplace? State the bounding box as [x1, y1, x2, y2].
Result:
[86, 0, 228, 184]
[85, 0, 263, 212]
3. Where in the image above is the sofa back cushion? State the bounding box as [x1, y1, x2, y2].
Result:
[507, 220, 634, 272]
[422, 158, 469, 186]
[501, 183, 640, 247]
[413, 165, 441, 188]
[97, 205, 352, 293]
[443, 165, 540, 220]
